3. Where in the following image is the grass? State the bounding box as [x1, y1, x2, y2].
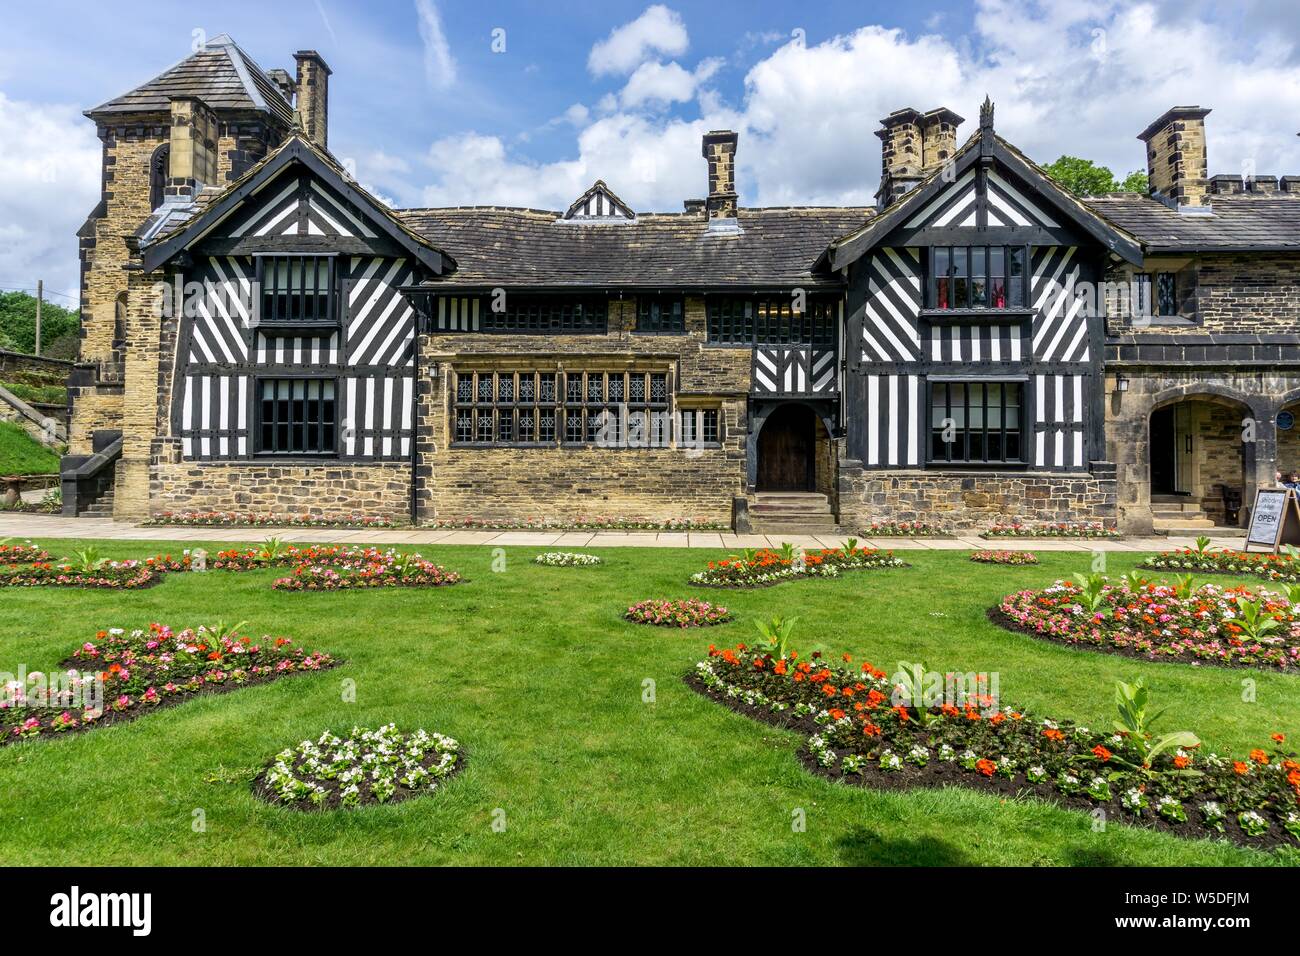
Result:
[0, 420, 60, 476]
[0, 538, 1296, 867]
[2, 381, 67, 406]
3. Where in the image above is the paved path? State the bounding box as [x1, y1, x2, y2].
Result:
[0, 512, 1244, 552]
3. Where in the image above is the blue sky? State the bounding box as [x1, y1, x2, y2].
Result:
[3, 0, 1300, 301]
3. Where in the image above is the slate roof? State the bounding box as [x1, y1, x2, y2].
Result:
[397, 206, 868, 289]
[86, 34, 293, 125]
[1086, 193, 1300, 253]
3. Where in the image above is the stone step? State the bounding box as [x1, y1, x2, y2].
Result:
[1151, 508, 1206, 521]
[750, 515, 839, 532]
[1152, 516, 1216, 531]
[751, 501, 834, 515]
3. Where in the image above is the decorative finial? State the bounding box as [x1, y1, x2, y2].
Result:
[979, 96, 994, 132]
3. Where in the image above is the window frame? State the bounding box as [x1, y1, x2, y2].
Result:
[451, 368, 674, 449]
[926, 377, 1025, 468]
[634, 296, 686, 335]
[706, 295, 837, 346]
[253, 254, 340, 330]
[478, 295, 609, 335]
[254, 375, 340, 458]
[925, 245, 1029, 312]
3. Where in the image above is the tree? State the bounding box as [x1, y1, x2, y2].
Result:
[1044, 155, 1149, 197]
[0, 291, 80, 356]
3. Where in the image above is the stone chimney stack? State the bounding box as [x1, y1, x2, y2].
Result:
[920, 107, 964, 172]
[294, 50, 331, 149]
[702, 130, 740, 233]
[167, 96, 218, 197]
[267, 68, 296, 104]
[875, 107, 964, 209]
[876, 108, 924, 208]
[1138, 106, 1212, 213]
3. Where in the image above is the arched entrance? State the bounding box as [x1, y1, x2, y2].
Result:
[757, 403, 816, 491]
[1148, 396, 1250, 527]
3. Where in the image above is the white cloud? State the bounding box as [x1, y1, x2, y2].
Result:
[0, 93, 99, 301]
[588, 5, 689, 76]
[618, 57, 722, 108]
[415, 0, 457, 90]
[405, 1, 1300, 214]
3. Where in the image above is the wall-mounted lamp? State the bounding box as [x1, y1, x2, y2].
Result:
[1115, 375, 1130, 393]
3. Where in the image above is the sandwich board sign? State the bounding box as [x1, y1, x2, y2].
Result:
[1244, 487, 1300, 552]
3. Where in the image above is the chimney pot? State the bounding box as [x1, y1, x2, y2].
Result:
[294, 50, 332, 150]
[875, 106, 962, 209]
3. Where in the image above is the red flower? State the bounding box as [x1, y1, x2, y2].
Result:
[1092, 745, 1112, 762]
[975, 759, 996, 777]
[1042, 728, 1064, 742]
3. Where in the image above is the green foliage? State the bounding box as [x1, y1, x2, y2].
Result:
[1233, 596, 1283, 642]
[1112, 679, 1201, 771]
[1044, 155, 1148, 197]
[1071, 571, 1108, 611]
[0, 421, 61, 476]
[753, 615, 798, 659]
[0, 292, 80, 357]
[61, 546, 107, 572]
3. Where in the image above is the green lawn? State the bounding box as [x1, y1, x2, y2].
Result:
[0, 539, 1296, 866]
[0, 420, 60, 475]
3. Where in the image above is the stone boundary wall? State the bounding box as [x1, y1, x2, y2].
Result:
[839, 462, 1117, 530]
[149, 459, 412, 518]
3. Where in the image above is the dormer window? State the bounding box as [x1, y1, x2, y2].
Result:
[254, 255, 338, 327]
[929, 246, 1026, 310]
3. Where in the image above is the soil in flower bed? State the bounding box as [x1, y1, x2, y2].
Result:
[625, 598, 733, 627]
[688, 648, 1300, 852]
[991, 578, 1300, 672]
[251, 725, 464, 811]
[1141, 547, 1300, 584]
[970, 550, 1038, 565]
[145, 511, 397, 528]
[690, 546, 906, 589]
[981, 522, 1120, 539]
[2, 623, 337, 746]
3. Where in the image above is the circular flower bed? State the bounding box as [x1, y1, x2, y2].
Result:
[533, 551, 602, 567]
[625, 598, 733, 627]
[691, 645, 1300, 850]
[994, 577, 1300, 670]
[254, 725, 463, 810]
[4, 623, 335, 745]
[691, 545, 905, 588]
[1141, 547, 1300, 583]
[971, 550, 1038, 565]
[272, 557, 462, 591]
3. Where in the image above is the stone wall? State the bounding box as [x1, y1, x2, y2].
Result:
[1194, 253, 1300, 334]
[150, 459, 411, 517]
[838, 462, 1117, 530]
[1102, 368, 1299, 532]
[419, 295, 750, 524]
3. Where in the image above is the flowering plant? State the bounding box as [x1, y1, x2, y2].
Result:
[860, 521, 947, 537]
[970, 550, 1039, 565]
[982, 521, 1120, 539]
[533, 552, 603, 567]
[0, 541, 48, 565]
[2, 623, 335, 745]
[1141, 546, 1300, 583]
[145, 511, 396, 528]
[691, 541, 905, 589]
[995, 577, 1300, 670]
[625, 599, 733, 627]
[693, 642, 1300, 850]
[272, 553, 462, 591]
[255, 725, 462, 810]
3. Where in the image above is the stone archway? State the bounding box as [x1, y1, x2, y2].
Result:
[1146, 392, 1254, 530]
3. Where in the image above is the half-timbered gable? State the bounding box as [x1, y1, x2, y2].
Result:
[140, 136, 451, 466]
[828, 101, 1140, 484]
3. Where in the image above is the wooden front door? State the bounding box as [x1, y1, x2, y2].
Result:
[758, 404, 815, 491]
